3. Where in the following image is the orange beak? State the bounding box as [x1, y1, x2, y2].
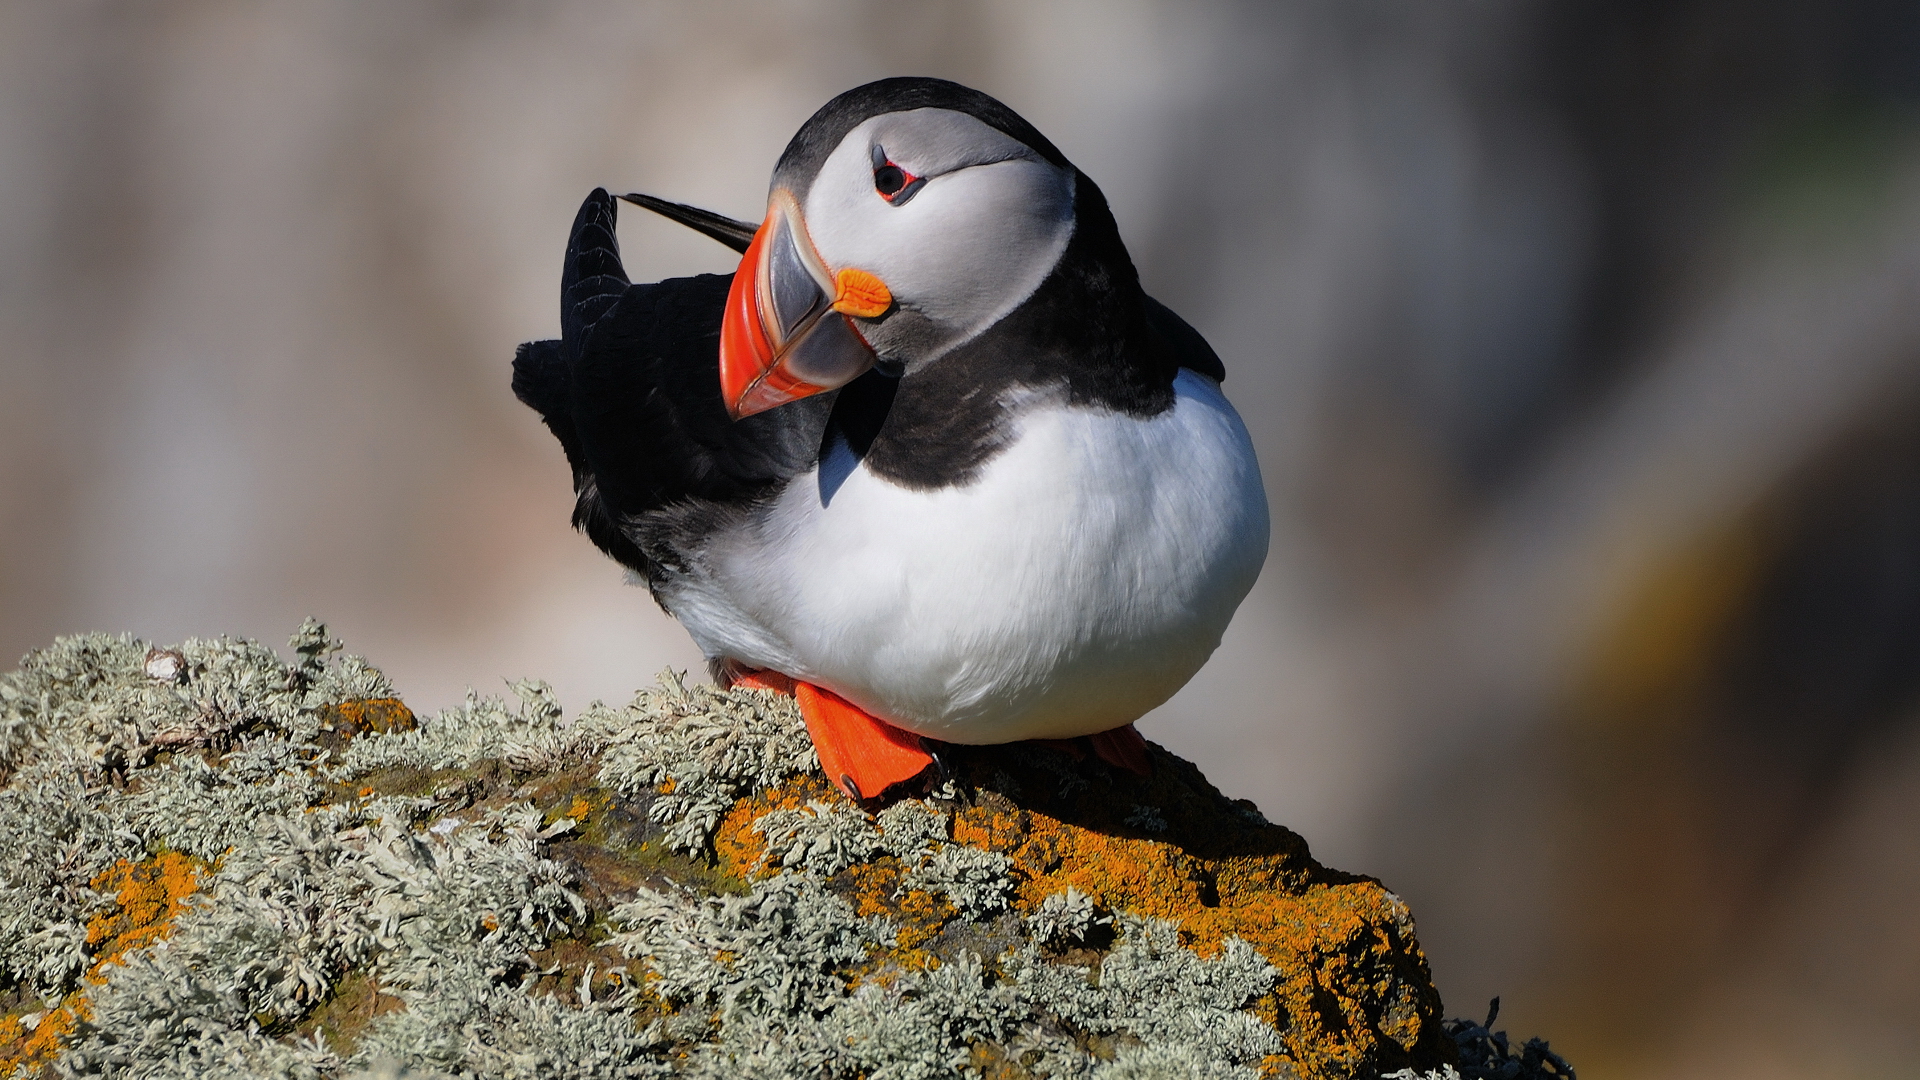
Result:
[719, 191, 891, 419]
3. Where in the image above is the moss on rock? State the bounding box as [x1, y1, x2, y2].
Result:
[0, 625, 1566, 1079]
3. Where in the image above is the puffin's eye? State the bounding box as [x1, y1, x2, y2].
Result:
[869, 143, 926, 206]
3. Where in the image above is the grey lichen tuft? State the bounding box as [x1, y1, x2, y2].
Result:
[901, 843, 1017, 917]
[590, 670, 816, 854]
[874, 799, 949, 857]
[1122, 804, 1168, 834]
[608, 871, 891, 1024]
[329, 678, 575, 780]
[751, 800, 884, 876]
[1026, 887, 1106, 948]
[0, 627, 389, 782]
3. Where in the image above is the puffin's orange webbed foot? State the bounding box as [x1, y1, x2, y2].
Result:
[730, 669, 796, 695]
[728, 668, 933, 799]
[1026, 727, 1152, 775]
[1088, 724, 1153, 777]
[1032, 737, 1087, 761]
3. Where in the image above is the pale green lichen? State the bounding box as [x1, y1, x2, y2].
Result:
[608, 871, 892, 1024]
[1122, 805, 1167, 834]
[0, 767, 141, 996]
[874, 799, 950, 857]
[0, 622, 388, 1004]
[0, 621, 386, 782]
[601, 777, 1281, 1079]
[604, 884, 1279, 1079]
[124, 750, 324, 860]
[346, 955, 670, 1079]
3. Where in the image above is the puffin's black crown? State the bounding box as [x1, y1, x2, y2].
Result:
[773, 77, 1071, 198]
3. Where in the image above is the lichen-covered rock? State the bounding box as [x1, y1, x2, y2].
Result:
[0, 625, 1561, 1079]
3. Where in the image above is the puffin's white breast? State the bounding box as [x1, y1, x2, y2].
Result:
[665, 368, 1269, 743]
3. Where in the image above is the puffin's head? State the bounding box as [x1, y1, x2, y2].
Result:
[719, 78, 1079, 418]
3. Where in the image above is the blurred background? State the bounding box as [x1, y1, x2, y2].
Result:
[3, 1, 1918, 1075]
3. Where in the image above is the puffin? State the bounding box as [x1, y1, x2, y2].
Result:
[513, 77, 1268, 800]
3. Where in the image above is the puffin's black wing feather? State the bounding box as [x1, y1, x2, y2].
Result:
[515, 189, 832, 581]
[1143, 295, 1226, 382]
[511, 339, 585, 478]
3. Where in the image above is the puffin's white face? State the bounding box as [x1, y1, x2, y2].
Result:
[801, 109, 1077, 366]
[716, 108, 1076, 418]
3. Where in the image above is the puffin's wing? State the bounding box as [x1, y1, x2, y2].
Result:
[569, 274, 830, 509]
[1143, 294, 1226, 382]
[514, 189, 831, 577]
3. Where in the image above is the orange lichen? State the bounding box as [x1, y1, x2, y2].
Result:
[84, 851, 205, 970]
[323, 698, 416, 738]
[992, 807, 1435, 1077]
[2, 853, 206, 1075]
[844, 859, 951, 954]
[0, 994, 87, 1078]
[1019, 796, 1440, 1078]
[846, 858, 902, 920]
[0, 1016, 23, 1078]
[711, 775, 834, 875]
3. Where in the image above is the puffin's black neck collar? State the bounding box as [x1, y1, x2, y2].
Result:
[821, 169, 1176, 492]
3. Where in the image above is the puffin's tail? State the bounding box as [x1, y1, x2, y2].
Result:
[513, 187, 634, 485]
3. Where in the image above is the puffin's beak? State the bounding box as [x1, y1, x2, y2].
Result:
[719, 191, 891, 419]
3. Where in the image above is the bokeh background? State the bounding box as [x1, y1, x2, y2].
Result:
[4, 2, 1919, 1075]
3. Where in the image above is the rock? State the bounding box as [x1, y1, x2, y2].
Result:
[0, 625, 1564, 1079]
[698, 744, 1451, 1078]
